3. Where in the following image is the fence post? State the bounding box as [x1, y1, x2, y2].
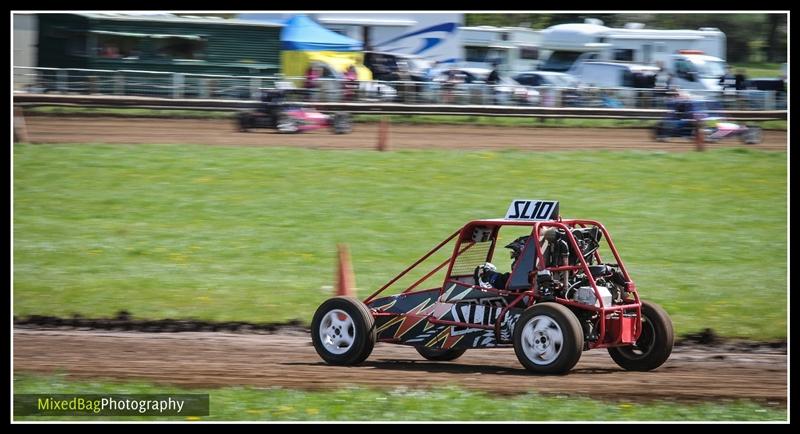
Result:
[199, 79, 209, 99]
[251, 76, 261, 101]
[88, 76, 97, 94]
[114, 71, 124, 95]
[173, 73, 184, 99]
[57, 69, 67, 93]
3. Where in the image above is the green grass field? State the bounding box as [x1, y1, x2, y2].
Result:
[13, 374, 786, 421]
[13, 144, 787, 339]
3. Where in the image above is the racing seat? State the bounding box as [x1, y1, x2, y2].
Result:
[505, 238, 538, 291]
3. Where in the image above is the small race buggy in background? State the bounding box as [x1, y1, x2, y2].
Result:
[653, 97, 762, 144]
[312, 200, 674, 374]
[236, 89, 352, 134]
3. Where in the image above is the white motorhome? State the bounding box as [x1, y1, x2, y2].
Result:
[459, 26, 543, 74]
[540, 19, 727, 90]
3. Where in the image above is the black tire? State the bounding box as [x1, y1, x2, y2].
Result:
[311, 296, 376, 365]
[331, 113, 352, 134]
[236, 112, 250, 132]
[415, 346, 467, 361]
[607, 300, 674, 371]
[652, 122, 668, 142]
[513, 302, 584, 374]
[741, 126, 762, 145]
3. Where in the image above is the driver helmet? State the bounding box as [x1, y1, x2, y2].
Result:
[481, 262, 497, 273]
[505, 236, 529, 260]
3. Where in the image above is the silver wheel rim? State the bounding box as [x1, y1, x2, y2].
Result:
[319, 309, 356, 355]
[521, 315, 564, 365]
[278, 118, 297, 132]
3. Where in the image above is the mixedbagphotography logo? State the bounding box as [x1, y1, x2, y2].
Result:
[14, 394, 209, 417]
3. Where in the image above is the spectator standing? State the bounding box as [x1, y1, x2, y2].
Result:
[343, 65, 359, 102]
[396, 60, 412, 103]
[719, 65, 737, 108]
[487, 63, 500, 85]
[734, 68, 749, 109]
[305, 65, 321, 102]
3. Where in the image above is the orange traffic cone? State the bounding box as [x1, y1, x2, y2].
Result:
[335, 243, 356, 297]
[14, 106, 28, 143]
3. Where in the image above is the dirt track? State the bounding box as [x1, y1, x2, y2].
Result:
[24, 116, 787, 151]
[14, 329, 786, 403]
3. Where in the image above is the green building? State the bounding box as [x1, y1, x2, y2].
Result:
[34, 13, 283, 97]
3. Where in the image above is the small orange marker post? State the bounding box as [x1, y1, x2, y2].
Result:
[695, 118, 705, 152]
[335, 244, 356, 297]
[377, 116, 389, 151]
[14, 106, 29, 143]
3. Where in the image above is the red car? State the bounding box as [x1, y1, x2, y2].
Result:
[311, 200, 674, 374]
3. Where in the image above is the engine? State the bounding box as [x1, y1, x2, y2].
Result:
[533, 226, 631, 344]
[535, 227, 629, 307]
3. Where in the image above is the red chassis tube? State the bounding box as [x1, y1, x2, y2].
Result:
[364, 218, 642, 350]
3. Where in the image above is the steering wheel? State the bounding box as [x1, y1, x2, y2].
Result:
[473, 264, 494, 289]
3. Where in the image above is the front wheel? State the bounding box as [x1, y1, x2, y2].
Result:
[607, 300, 674, 371]
[652, 122, 669, 142]
[236, 112, 251, 132]
[513, 302, 584, 374]
[277, 114, 299, 134]
[331, 113, 352, 134]
[415, 346, 467, 361]
[311, 296, 376, 365]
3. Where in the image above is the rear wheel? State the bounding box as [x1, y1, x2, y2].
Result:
[311, 296, 376, 365]
[607, 300, 674, 371]
[742, 126, 762, 145]
[513, 302, 584, 374]
[415, 346, 467, 361]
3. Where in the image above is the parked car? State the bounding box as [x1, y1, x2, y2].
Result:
[364, 51, 434, 82]
[433, 67, 540, 105]
[569, 61, 659, 88]
[513, 71, 579, 88]
[310, 61, 398, 102]
[567, 61, 659, 107]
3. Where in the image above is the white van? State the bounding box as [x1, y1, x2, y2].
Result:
[666, 51, 726, 91]
[569, 61, 659, 88]
[568, 61, 659, 107]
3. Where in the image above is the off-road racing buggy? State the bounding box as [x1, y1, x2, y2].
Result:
[312, 200, 674, 374]
[236, 90, 352, 134]
[653, 97, 762, 144]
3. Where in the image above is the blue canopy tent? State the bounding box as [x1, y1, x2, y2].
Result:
[280, 15, 372, 80]
[281, 15, 362, 51]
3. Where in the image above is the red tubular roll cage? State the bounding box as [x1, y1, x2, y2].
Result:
[364, 217, 642, 349]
